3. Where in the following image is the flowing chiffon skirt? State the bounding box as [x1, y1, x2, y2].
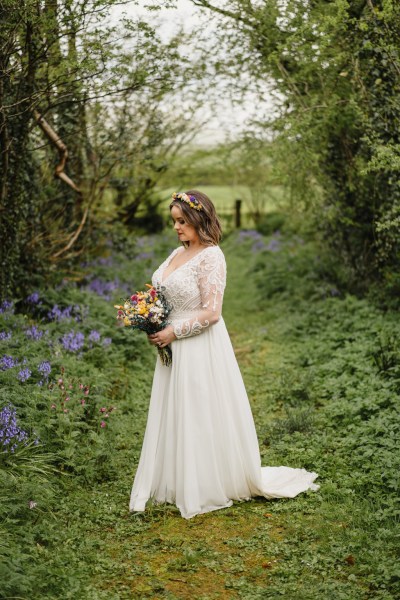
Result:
[129, 318, 319, 519]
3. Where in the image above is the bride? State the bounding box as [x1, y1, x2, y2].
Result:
[129, 190, 319, 519]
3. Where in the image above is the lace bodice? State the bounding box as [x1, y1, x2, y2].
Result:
[152, 245, 226, 338]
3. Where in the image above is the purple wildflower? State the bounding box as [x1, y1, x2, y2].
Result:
[38, 361, 51, 380]
[47, 304, 73, 322]
[88, 330, 101, 343]
[135, 251, 154, 260]
[0, 404, 29, 452]
[0, 331, 12, 342]
[61, 331, 85, 353]
[86, 278, 120, 300]
[26, 292, 40, 304]
[252, 240, 267, 252]
[102, 337, 112, 346]
[25, 325, 43, 341]
[238, 230, 264, 242]
[0, 300, 14, 314]
[1, 355, 16, 371]
[266, 238, 281, 253]
[18, 368, 31, 382]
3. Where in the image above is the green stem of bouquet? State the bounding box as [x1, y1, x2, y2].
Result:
[157, 344, 172, 367]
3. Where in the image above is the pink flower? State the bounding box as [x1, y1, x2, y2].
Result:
[104, 413, 109, 418]
[84, 387, 89, 396]
[100, 421, 107, 428]
[69, 384, 73, 389]
[130, 294, 138, 301]
[100, 407, 107, 413]
[65, 396, 70, 402]
[79, 383, 84, 389]
[51, 404, 56, 409]
[58, 378, 63, 385]
[63, 408, 69, 413]
[81, 399, 85, 405]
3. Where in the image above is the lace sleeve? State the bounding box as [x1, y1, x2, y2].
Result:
[173, 247, 226, 339]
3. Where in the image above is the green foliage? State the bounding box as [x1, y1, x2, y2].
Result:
[0, 232, 172, 598]
[0, 1, 203, 299]
[191, 0, 400, 293]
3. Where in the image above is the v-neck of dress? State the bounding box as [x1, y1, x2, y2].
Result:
[161, 246, 211, 284]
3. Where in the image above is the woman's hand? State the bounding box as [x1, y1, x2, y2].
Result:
[148, 325, 176, 348]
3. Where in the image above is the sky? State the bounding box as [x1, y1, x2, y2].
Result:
[111, 0, 275, 146]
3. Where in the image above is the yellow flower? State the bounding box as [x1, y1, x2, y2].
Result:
[123, 317, 131, 326]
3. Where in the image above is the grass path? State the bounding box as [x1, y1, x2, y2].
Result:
[57, 247, 295, 599]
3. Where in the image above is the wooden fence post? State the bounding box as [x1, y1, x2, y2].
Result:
[235, 199, 242, 228]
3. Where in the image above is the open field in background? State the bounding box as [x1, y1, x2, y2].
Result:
[99, 185, 286, 231]
[1, 226, 399, 599]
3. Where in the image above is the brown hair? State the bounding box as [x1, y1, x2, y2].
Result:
[169, 189, 222, 246]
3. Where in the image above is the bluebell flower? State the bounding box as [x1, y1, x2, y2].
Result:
[0, 404, 30, 452]
[86, 278, 120, 300]
[266, 238, 281, 253]
[135, 251, 155, 261]
[102, 337, 112, 346]
[0, 300, 14, 314]
[88, 330, 101, 343]
[17, 368, 32, 382]
[38, 361, 51, 379]
[1, 355, 16, 370]
[0, 331, 12, 342]
[61, 331, 85, 352]
[47, 304, 73, 322]
[26, 292, 40, 304]
[25, 325, 43, 341]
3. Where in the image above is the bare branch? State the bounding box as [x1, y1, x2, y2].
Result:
[33, 109, 81, 193]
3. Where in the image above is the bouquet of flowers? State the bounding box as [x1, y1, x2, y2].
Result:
[114, 284, 173, 366]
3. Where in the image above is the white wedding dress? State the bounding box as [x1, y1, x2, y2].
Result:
[129, 245, 319, 519]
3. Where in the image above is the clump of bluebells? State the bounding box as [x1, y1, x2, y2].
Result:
[25, 325, 44, 341]
[26, 292, 40, 304]
[0, 404, 34, 452]
[17, 368, 31, 382]
[265, 236, 282, 253]
[0, 331, 12, 342]
[61, 331, 85, 353]
[85, 277, 120, 300]
[0, 300, 14, 314]
[238, 229, 282, 254]
[1, 355, 17, 371]
[47, 304, 73, 322]
[88, 330, 101, 343]
[38, 361, 51, 386]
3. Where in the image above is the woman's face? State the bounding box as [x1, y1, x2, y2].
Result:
[170, 204, 199, 245]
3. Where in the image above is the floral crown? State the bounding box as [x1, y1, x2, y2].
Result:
[172, 192, 203, 211]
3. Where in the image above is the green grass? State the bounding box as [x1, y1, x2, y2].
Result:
[1, 228, 399, 599]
